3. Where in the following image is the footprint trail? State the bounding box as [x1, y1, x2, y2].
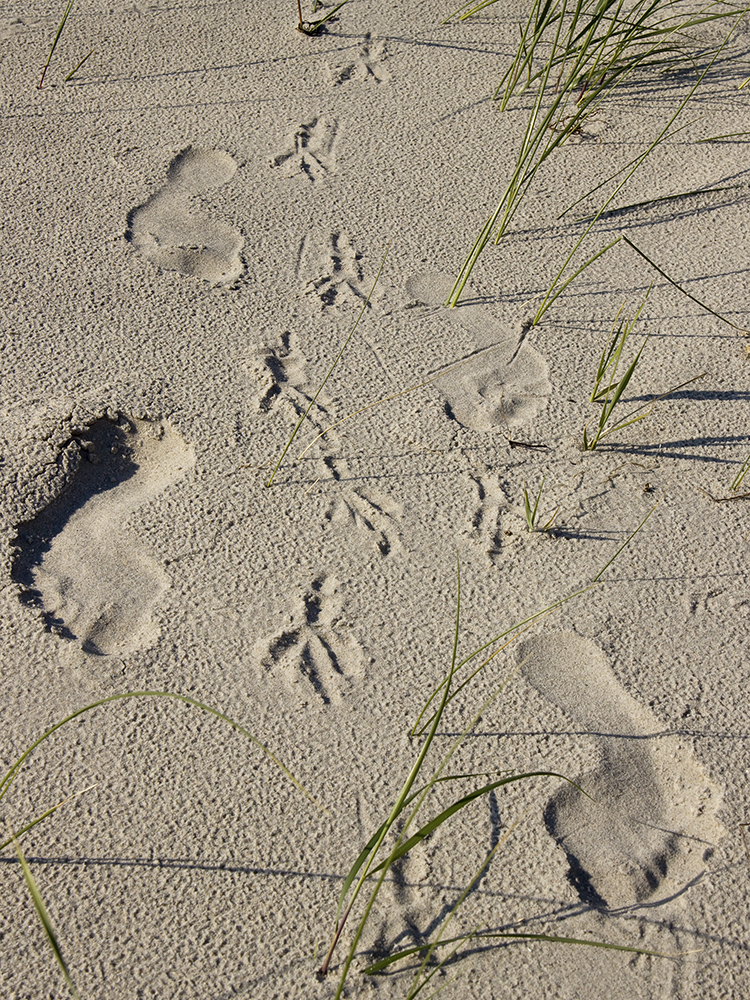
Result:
[518, 632, 725, 909]
[13, 416, 195, 656]
[405, 272, 550, 432]
[127, 146, 243, 285]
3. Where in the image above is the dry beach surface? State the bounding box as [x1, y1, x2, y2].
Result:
[1, 2, 749, 998]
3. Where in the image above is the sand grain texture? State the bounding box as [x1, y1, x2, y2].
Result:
[1, 3, 749, 1000]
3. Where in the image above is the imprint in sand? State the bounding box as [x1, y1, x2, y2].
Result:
[254, 574, 364, 705]
[325, 34, 390, 86]
[271, 116, 338, 182]
[13, 417, 195, 656]
[247, 331, 402, 556]
[298, 230, 366, 310]
[405, 273, 551, 432]
[518, 632, 725, 910]
[127, 146, 243, 285]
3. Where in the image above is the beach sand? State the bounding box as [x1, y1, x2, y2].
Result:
[1, 3, 749, 998]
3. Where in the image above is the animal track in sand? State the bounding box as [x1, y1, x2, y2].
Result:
[404, 273, 551, 433]
[246, 331, 309, 415]
[254, 575, 364, 705]
[127, 146, 243, 285]
[465, 471, 507, 564]
[298, 231, 366, 310]
[12, 417, 195, 656]
[518, 632, 725, 910]
[271, 117, 338, 182]
[325, 34, 390, 86]
[247, 330, 402, 557]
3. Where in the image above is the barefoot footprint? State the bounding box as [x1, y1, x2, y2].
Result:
[127, 146, 243, 285]
[404, 272, 551, 432]
[518, 632, 725, 909]
[12, 416, 195, 656]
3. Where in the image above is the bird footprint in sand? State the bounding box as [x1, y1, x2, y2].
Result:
[127, 146, 243, 285]
[12, 416, 195, 656]
[518, 632, 725, 909]
[404, 272, 551, 433]
[254, 575, 364, 705]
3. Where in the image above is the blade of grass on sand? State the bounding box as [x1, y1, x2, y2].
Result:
[38, 0, 75, 90]
[7, 824, 81, 999]
[297, 0, 350, 36]
[266, 243, 388, 488]
[0, 784, 97, 853]
[0, 691, 318, 811]
[321, 555, 465, 988]
[531, 8, 749, 326]
[731, 454, 750, 491]
[364, 930, 675, 975]
[622, 236, 749, 333]
[63, 49, 93, 83]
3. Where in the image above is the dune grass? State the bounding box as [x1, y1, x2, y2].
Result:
[445, 0, 748, 310]
[321, 494, 669, 995]
[523, 475, 560, 532]
[583, 291, 650, 450]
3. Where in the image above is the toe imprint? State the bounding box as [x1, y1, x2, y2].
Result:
[518, 631, 725, 909]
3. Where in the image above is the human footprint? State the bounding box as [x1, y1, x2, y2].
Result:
[518, 632, 725, 909]
[127, 146, 243, 285]
[404, 272, 550, 432]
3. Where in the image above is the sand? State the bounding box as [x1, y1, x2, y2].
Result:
[1, 2, 749, 998]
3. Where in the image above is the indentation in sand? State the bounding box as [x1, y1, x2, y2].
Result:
[271, 117, 338, 182]
[518, 632, 725, 909]
[405, 272, 551, 432]
[298, 230, 366, 310]
[325, 34, 390, 86]
[127, 146, 243, 285]
[254, 575, 364, 705]
[13, 416, 195, 656]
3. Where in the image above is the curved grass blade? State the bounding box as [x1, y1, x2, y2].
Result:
[7, 824, 81, 998]
[323, 556, 464, 992]
[369, 772, 589, 875]
[0, 691, 319, 811]
[363, 930, 674, 975]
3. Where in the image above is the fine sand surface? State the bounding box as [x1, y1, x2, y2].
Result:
[1, 3, 749, 998]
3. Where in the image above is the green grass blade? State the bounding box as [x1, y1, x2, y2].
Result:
[731, 454, 750, 491]
[592, 487, 667, 582]
[63, 48, 93, 83]
[0, 691, 318, 810]
[266, 243, 388, 487]
[8, 825, 81, 998]
[38, 0, 75, 90]
[369, 772, 586, 874]
[0, 784, 97, 853]
[363, 929, 673, 974]
[325, 556, 464, 992]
